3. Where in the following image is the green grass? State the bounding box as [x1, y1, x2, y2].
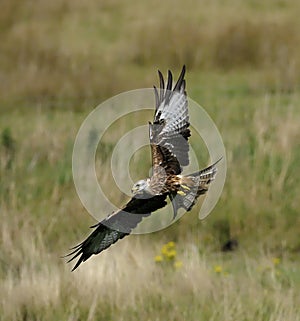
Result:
[1, 0, 300, 320]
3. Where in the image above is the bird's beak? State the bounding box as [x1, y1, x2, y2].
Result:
[131, 186, 138, 195]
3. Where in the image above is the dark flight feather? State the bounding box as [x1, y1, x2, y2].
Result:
[66, 194, 167, 271]
[158, 70, 164, 103]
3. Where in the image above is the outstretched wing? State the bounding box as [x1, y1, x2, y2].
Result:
[66, 194, 167, 271]
[150, 65, 190, 176]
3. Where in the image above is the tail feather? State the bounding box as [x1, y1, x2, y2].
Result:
[189, 157, 222, 178]
[169, 158, 222, 219]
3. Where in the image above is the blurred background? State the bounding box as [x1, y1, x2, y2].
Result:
[0, 0, 299, 320]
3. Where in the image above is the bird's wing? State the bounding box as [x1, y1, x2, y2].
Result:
[66, 194, 167, 271]
[149, 65, 190, 176]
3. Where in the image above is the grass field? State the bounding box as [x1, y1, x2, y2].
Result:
[1, 0, 300, 320]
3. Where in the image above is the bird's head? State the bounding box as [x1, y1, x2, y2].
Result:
[131, 179, 150, 195]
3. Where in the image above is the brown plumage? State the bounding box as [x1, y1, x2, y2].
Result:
[65, 66, 221, 270]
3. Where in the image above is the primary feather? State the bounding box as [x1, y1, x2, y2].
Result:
[66, 194, 167, 271]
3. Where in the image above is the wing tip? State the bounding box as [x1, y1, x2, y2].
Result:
[154, 65, 187, 109]
[71, 257, 84, 271]
[173, 65, 186, 92]
[66, 245, 91, 271]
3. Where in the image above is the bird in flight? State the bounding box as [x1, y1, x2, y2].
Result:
[66, 66, 221, 271]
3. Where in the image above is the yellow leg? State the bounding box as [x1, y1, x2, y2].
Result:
[181, 184, 190, 191]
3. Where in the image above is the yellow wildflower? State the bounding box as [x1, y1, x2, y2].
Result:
[166, 249, 176, 260]
[161, 245, 169, 255]
[167, 241, 175, 248]
[272, 257, 280, 266]
[154, 255, 163, 263]
[174, 260, 183, 269]
[214, 265, 222, 273]
[156, 242, 180, 265]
